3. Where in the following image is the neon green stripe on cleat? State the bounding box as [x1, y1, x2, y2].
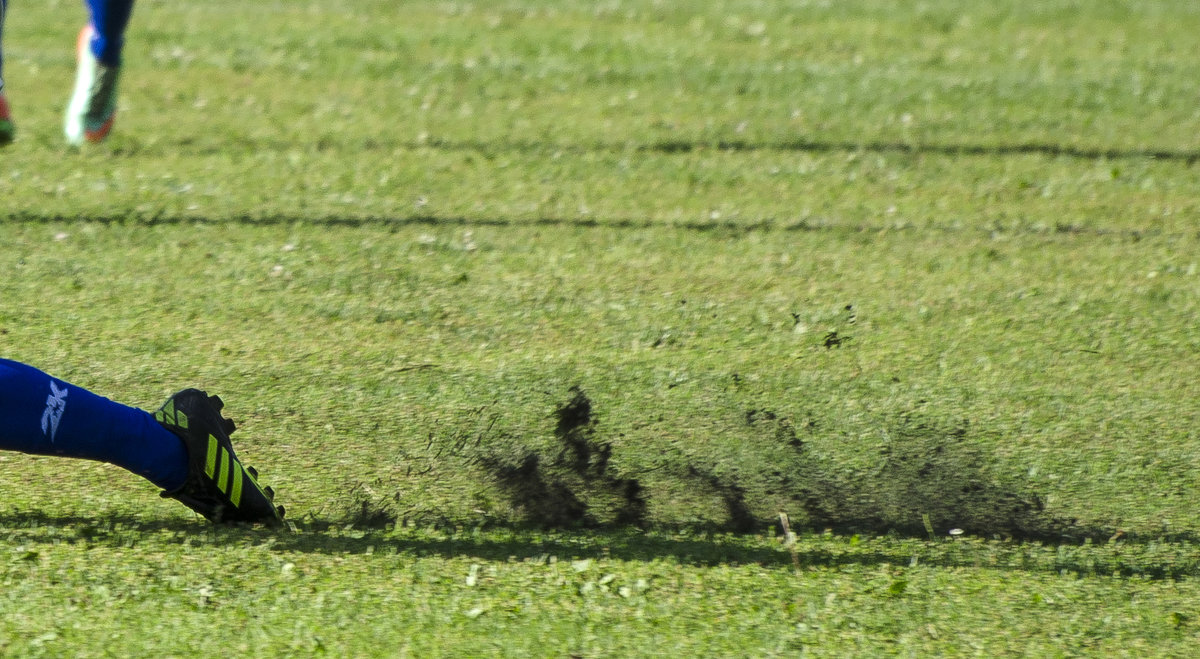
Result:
[205, 435, 219, 479]
[155, 401, 188, 429]
[229, 461, 244, 506]
[217, 449, 230, 495]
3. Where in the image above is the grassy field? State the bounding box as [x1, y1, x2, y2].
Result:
[2, 0, 1200, 655]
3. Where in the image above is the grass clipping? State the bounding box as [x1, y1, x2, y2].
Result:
[340, 387, 1080, 541]
[475, 387, 648, 528]
[791, 414, 1063, 539]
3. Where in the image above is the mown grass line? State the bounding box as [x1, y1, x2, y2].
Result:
[2, 0, 1200, 655]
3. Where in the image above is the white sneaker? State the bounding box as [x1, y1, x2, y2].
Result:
[64, 25, 120, 145]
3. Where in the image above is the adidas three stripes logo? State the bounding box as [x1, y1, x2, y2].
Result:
[205, 435, 244, 507]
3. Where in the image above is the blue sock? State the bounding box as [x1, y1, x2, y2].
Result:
[83, 0, 135, 66]
[0, 358, 187, 491]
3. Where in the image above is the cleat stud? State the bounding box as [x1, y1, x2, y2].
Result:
[209, 395, 224, 411]
[265, 486, 275, 500]
[221, 418, 236, 435]
[246, 466, 259, 479]
[277, 505, 286, 519]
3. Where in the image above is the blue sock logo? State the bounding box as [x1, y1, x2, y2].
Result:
[41, 382, 69, 441]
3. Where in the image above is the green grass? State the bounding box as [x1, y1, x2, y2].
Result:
[3, 0, 1200, 655]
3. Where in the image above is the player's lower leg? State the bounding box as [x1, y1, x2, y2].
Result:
[0, 0, 12, 146]
[65, 0, 135, 144]
[0, 358, 187, 490]
[0, 359, 284, 524]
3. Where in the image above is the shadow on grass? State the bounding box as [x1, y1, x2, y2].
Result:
[109, 134, 1200, 165]
[637, 137, 1200, 165]
[0, 210, 1166, 242]
[0, 510, 782, 567]
[2, 510, 1200, 580]
[3, 134, 1192, 237]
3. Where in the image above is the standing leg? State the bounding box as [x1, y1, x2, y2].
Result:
[65, 0, 135, 144]
[84, 0, 136, 66]
[0, 0, 13, 146]
[0, 0, 7, 89]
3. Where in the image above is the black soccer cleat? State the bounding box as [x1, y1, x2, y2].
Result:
[153, 389, 285, 524]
